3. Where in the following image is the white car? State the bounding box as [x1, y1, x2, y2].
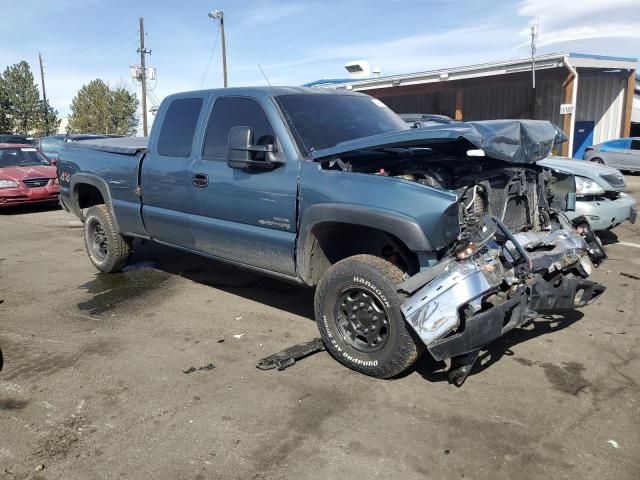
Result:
[538, 156, 637, 231]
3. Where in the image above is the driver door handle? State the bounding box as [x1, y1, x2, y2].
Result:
[192, 173, 208, 188]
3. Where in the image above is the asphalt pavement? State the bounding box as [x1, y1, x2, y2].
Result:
[1, 175, 639, 479]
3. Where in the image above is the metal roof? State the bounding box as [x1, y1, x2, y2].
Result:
[312, 52, 638, 91]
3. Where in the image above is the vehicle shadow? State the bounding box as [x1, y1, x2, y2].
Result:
[0, 202, 60, 215]
[597, 229, 619, 246]
[412, 310, 585, 383]
[125, 240, 585, 383]
[127, 239, 315, 320]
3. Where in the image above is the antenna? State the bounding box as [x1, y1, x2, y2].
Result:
[258, 64, 272, 87]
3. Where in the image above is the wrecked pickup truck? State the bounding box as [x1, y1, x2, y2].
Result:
[58, 87, 606, 384]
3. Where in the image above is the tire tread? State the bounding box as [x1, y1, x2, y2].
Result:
[314, 254, 422, 379]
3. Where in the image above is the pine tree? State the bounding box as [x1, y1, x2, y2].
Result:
[67, 79, 139, 135]
[0, 61, 59, 135]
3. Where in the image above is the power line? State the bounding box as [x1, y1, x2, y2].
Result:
[81, 38, 139, 72]
[200, 23, 221, 89]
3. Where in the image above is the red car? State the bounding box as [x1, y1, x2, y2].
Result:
[0, 143, 60, 207]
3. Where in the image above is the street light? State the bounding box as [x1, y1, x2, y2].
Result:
[208, 9, 227, 87]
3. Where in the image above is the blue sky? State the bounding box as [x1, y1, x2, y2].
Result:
[2, 0, 639, 123]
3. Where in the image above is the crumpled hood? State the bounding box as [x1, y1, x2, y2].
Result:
[311, 119, 566, 164]
[0, 165, 56, 181]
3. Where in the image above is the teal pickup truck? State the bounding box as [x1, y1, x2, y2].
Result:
[58, 87, 606, 384]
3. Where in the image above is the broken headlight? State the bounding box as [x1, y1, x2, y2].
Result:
[575, 176, 605, 196]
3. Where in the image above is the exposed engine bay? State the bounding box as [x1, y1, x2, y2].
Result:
[322, 149, 560, 236]
[321, 138, 606, 386]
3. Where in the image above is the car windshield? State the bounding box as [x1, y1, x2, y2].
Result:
[0, 147, 50, 167]
[40, 137, 64, 152]
[276, 94, 408, 154]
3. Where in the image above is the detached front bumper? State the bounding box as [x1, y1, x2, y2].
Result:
[565, 193, 637, 231]
[400, 221, 605, 365]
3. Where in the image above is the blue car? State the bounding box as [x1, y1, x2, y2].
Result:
[583, 137, 640, 171]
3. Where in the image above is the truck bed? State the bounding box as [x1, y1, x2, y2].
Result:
[64, 136, 148, 155]
[58, 136, 148, 237]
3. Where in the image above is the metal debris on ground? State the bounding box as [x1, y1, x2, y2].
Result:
[257, 338, 326, 371]
[606, 439, 620, 449]
[182, 363, 215, 374]
[233, 333, 245, 339]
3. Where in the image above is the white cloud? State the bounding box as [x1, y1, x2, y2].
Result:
[237, 2, 311, 28]
[517, 0, 640, 50]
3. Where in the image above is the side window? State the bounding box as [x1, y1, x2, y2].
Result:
[202, 97, 276, 160]
[630, 140, 640, 150]
[157, 97, 203, 157]
[606, 139, 630, 149]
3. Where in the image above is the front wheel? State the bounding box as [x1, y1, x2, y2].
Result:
[83, 204, 130, 273]
[314, 254, 423, 378]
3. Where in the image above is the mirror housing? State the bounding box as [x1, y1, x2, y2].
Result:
[227, 126, 282, 169]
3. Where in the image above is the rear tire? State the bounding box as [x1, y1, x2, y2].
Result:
[591, 157, 604, 164]
[314, 254, 423, 378]
[83, 204, 130, 273]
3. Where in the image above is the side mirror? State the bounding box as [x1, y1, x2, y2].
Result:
[227, 126, 282, 169]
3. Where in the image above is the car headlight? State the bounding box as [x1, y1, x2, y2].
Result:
[575, 176, 605, 196]
[0, 179, 19, 189]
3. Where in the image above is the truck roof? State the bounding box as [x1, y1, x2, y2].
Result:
[164, 85, 363, 101]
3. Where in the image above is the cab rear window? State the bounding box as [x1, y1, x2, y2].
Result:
[157, 98, 203, 157]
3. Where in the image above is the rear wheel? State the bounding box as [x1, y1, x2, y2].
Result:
[83, 204, 130, 273]
[591, 157, 604, 164]
[314, 254, 423, 378]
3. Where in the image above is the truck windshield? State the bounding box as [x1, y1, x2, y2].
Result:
[276, 94, 407, 154]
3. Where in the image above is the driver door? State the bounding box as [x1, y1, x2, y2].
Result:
[189, 96, 298, 276]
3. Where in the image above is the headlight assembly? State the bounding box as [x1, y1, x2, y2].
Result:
[575, 176, 605, 196]
[0, 179, 19, 189]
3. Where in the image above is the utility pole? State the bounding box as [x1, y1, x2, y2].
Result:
[38, 53, 49, 132]
[138, 17, 151, 136]
[38, 53, 47, 104]
[208, 10, 227, 87]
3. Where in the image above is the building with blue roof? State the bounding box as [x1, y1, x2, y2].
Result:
[310, 53, 638, 158]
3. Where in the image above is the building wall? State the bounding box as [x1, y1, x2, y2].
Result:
[463, 76, 562, 126]
[373, 70, 564, 126]
[576, 71, 628, 144]
[366, 68, 630, 147]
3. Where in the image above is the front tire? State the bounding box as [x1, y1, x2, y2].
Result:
[83, 204, 130, 273]
[314, 254, 423, 378]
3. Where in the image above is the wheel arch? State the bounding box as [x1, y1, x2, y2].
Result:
[296, 203, 431, 286]
[70, 174, 120, 232]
